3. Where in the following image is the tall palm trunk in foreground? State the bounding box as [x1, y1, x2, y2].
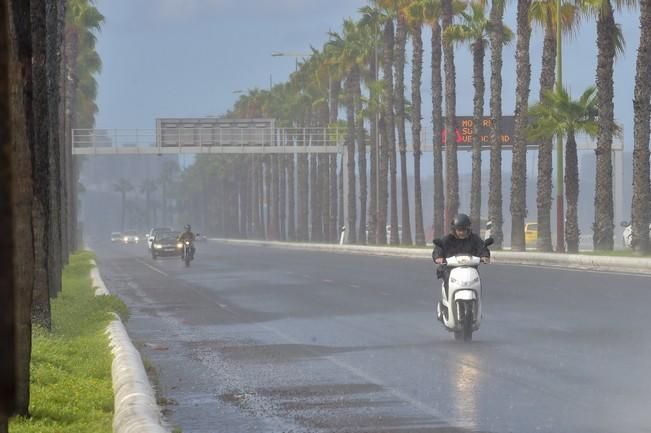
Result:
[631, 0, 651, 254]
[510, 0, 532, 251]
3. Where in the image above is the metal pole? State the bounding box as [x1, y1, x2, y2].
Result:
[555, 0, 565, 252]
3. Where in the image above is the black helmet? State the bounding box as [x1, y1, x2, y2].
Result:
[451, 213, 471, 229]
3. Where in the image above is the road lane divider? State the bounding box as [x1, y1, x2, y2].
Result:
[91, 262, 170, 433]
[210, 238, 651, 275]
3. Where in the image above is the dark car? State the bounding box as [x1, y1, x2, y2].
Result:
[147, 227, 173, 250]
[151, 231, 181, 259]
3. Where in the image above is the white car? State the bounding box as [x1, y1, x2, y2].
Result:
[122, 230, 140, 244]
[621, 222, 651, 248]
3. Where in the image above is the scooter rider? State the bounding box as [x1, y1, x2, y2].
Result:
[433, 214, 491, 297]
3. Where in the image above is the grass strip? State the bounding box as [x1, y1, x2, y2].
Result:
[10, 251, 127, 433]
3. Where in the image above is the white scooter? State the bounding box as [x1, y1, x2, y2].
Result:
[434, 238, 493, 342]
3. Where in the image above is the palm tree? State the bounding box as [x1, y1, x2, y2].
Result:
[65, 0, 104, 252]
[0, 2, 16, 425]
[31, 0, 56, 330]
[590, 0, 627, 251]
[405, 1, 427, 245]
[395, 2, 412, 245]
[529, 87, 598, 253]
[422, 0, 446, 239]
[8, 0, 37, 416]
[140, 179, 158, 228]
[444, 2, 492, 234]
[510, 0, 532, 251]
[359, 6, 384, 245]
[114, 178, 134, 231]
[487, 0, 506, 249]
[373, 0, 399, 245]
[529, 0, 580, 252]
[631, 0, 651, 254]
[442, 0, 459, 230]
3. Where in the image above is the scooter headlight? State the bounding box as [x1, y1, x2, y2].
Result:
[450, 277, 457, 284]
[472, 277, 480, 284]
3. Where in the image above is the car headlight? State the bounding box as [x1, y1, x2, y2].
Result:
[176, 243, 183, 249]
[154, 244, 162, 249]
[135, 237, 139, 241]
[123, 237, 128, 242]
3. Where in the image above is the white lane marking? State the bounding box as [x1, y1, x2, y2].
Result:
[136, 259, 169, 277]
[322, 279, 334, 283]
[349, 284, 361, 289]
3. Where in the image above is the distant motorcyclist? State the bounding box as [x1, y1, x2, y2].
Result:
[178, 224, 196, 259]
[433, 214, 491, 295]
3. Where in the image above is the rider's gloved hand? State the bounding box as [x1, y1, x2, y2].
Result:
[480, 257, 490, 264]
[434, 257, 445, 265]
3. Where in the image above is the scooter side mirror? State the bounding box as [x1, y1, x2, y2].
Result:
[433, 238, 444, 248]
[484, 237, 495, 247]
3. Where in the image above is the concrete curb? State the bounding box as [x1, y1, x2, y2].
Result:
[211, 238, 651, 275]
[90, 260, 110, 296]
[91, 261, 169, 433]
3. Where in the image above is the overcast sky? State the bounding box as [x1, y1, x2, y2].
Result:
[95, 0, 642, 153]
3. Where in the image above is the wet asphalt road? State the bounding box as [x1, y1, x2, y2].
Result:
[92, 239, 651, 433]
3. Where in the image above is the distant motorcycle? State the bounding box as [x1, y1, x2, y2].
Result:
[434, 237, 493, 342]
[182, 241, 194, 267]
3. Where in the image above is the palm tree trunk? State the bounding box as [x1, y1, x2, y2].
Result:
[631, 0, 651, 254]
[382, 19, 397, 245]
[536, 17, 556, 252]
[470, 40, 485, 234]
[9, 0, 35, 414]
[272, 154, 280, 240]
[510, 0, 532, 251]
[356, 73, 367, 245]
[565, 132, 580, 253]
[30, 0, 52, 329]
[0, 0, 16, 420]
[431, 21, 445, 239]
[287, 151, 296, 241]
[310, 148, 321, 241]
[593, 0, 616, 251]
[319, 152, 329, 243]
[488, 0, 505, 249]
[367, 48, 378, 245]
[412, 23, 425, 246]
[264, 156, 272, 239]
[395, 15, 411, 245]
[279, 152, 286, 240]
[299, 132, 310, 242]
[443, 0, 459, 226]
[345, 73, 357, 244]
[329, 80, 340, 242]
[47, 0, 63, 292]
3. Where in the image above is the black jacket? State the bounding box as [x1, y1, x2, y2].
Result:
[432, 232, 490, 261]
